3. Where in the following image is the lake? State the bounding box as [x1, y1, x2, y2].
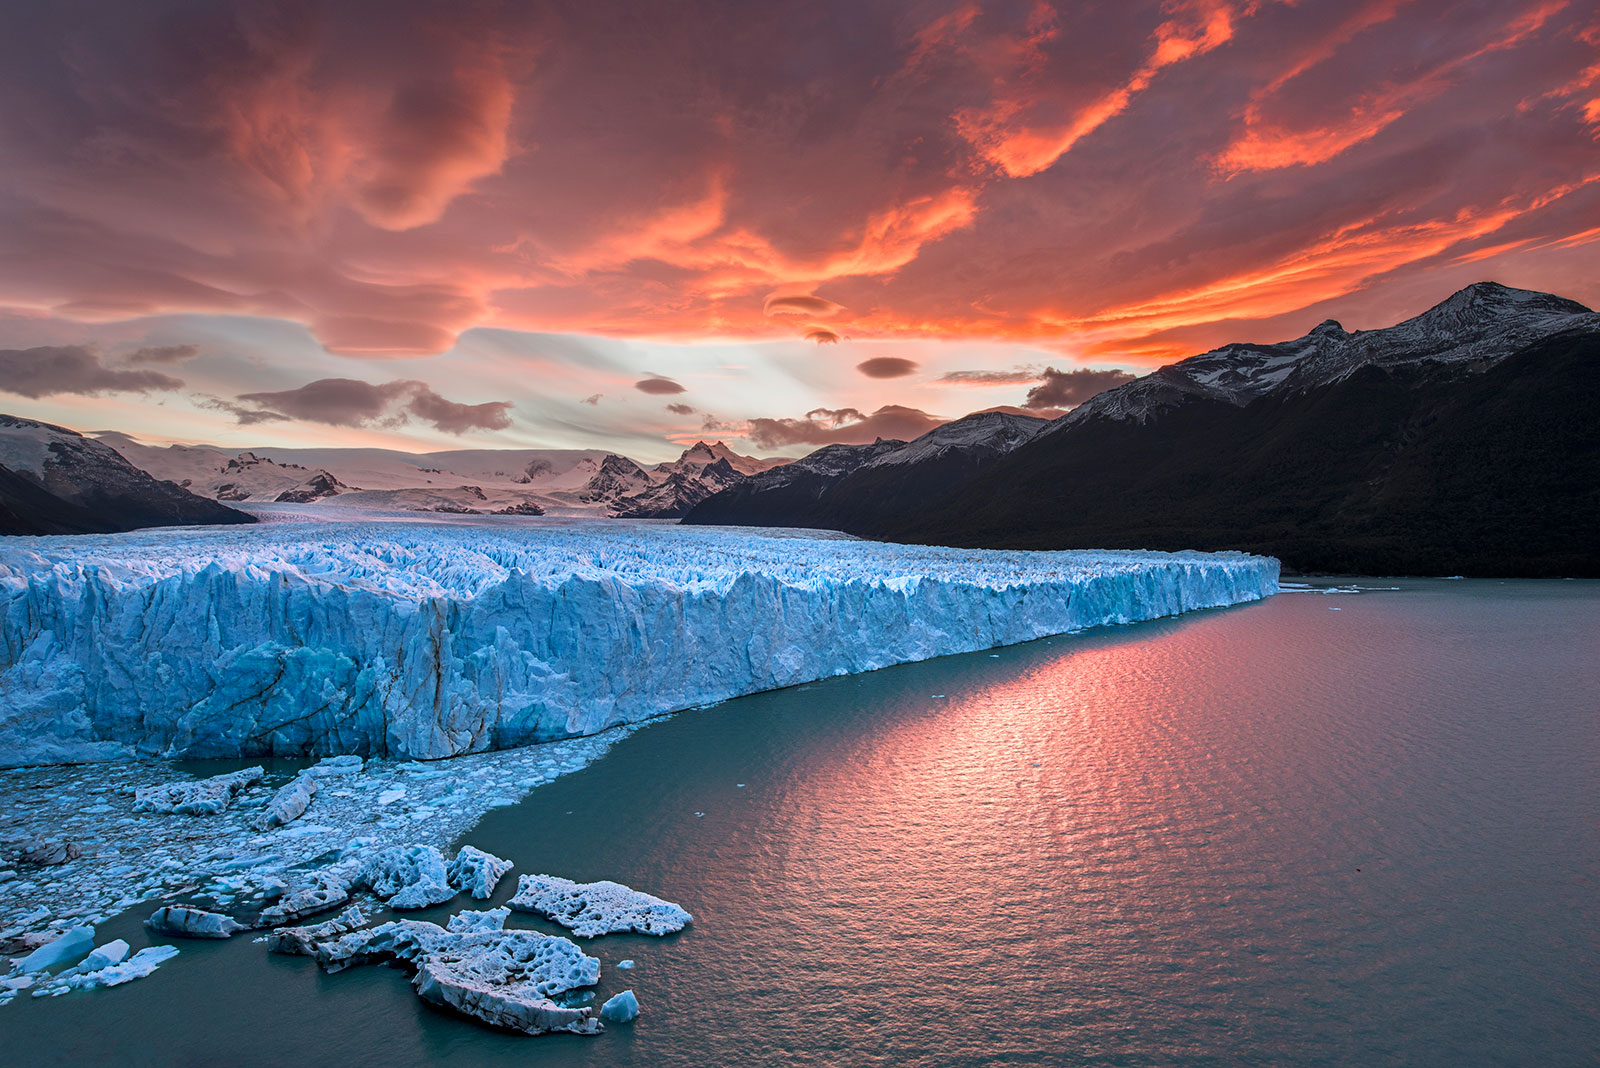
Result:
[6, 578, 1598, 1066]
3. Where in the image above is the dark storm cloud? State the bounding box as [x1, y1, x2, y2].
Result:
[634, 375, 686, 395]
[126, 343, 200, 364]
[229, 377, 513, 433]
[0, 345, 184, 398]
[1023, 367, 1138, 409]
[856, 357, 919, 379]
[744, 404, 945, 448]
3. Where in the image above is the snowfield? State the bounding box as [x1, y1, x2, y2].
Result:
[0, 519, 1278, 766]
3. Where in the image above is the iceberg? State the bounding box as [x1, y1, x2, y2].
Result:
[600, 989, 639, 1023]
[0, 520, 1277, 765]
[355, 845, 456, 910]
[254, 773, 317, 830]
[17, 925, 94, 972]
[508, 874, 691, 938]
[145, 905, 245, 939]
[311, 919, 603, 1035]
[447, 846, 513, 900]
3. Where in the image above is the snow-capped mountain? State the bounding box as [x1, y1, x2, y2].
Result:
[613, 457, 745, 518]
[94, 433, 783, 520]
[1057, 282, 1598, 431]
[577, 455, 654, 504]
[866, 282, 1600, 577]
[683, 412, 1049, 529]
[0, 414, 253, 535]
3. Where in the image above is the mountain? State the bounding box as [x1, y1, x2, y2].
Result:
[95, 433, 783, 520]
[0, 415, 254, 535]
[682, 412, 1049, 530]
[613, 456, 745, 518]
[841, 283, 1600, 577]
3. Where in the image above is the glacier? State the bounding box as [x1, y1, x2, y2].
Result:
[0, 519, 1277, 766]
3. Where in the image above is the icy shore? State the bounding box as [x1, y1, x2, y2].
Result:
[0, 520, 1278, 766]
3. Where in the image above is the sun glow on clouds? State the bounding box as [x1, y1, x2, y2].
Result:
[0, 0, 1597, 452]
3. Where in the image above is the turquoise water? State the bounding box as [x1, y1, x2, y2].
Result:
[6, 579, 1598, 1066]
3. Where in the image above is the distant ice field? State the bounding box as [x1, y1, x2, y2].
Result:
[0, 518, 1278, 766]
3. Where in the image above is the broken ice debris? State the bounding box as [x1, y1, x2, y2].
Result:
[312, 919, 602, 1035]
[133, 767, 264, 816]
[146, 905, 245, 939]
[508, 875, 692, 938]
[447, 846, 513, 900]
[600, 989, 640, 1023]
[305, 755, 363, 778]
[255, 773, 317, 830]
[11, 839, 82, 867]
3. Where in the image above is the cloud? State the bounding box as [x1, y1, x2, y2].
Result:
[743, 404, 946, 448]
[764, 294, 845, 317]
[196, 395, 289, 425]
[228, 378, 513, 434]
[856, 357, 919, 379]
[581, 393, 602, 405]
[805, 329, 843, 345]
[936, 368, 1041, 386]
[127, 344, 200, 364]
[634, 375, 686, 395]
[1023, 367, 1137, 409]
[665, 402, 696, 415]
[405, 386, 513, 433]
[0, 345, 184, 398]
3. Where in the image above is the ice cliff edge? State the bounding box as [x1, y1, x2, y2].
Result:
[0, 521, 1278, 765]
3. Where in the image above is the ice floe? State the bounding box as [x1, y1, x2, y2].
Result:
[312, 919, 603, 1035]
[355, 845, 456, 910]
[509, 874, 692, 937]
[448, 846, 513, 900]
[255, 774, 317, 830]
[265, 905, 368, 956]
[146, 905, 245, 939]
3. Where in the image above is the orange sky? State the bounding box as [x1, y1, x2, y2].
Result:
[0, 0, 1596, 458]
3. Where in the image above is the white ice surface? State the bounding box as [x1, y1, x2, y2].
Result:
[0, 519, 1277, 766]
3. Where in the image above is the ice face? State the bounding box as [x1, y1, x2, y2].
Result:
[0, 520, 1278, 765]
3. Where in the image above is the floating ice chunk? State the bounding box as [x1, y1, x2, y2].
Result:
[447, 846, 513, 900]
[305, 755, 364, 778]
[12, 839, 81, 867]
[18, 925, 95, 972]
[509, 875, 692, 938]
[133, 768, 264, 816]
[313, 919, 601, 1035]
[80, 945, 179, 988]
[356, 845, 456, 910]
[77, 939, 131, 972]
[447, 907, 510, 933]
[146, 905, 245, 939]
[255, 774, 317, 830]
[600, 989, 639, 1023]
[258, 880, 351, 927]
[616, 959, 635, 970]
[266, 906, 368, 956]
[377, 788, 406, 806]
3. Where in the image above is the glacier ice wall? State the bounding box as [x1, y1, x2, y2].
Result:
[0, 520, 1278, 766]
